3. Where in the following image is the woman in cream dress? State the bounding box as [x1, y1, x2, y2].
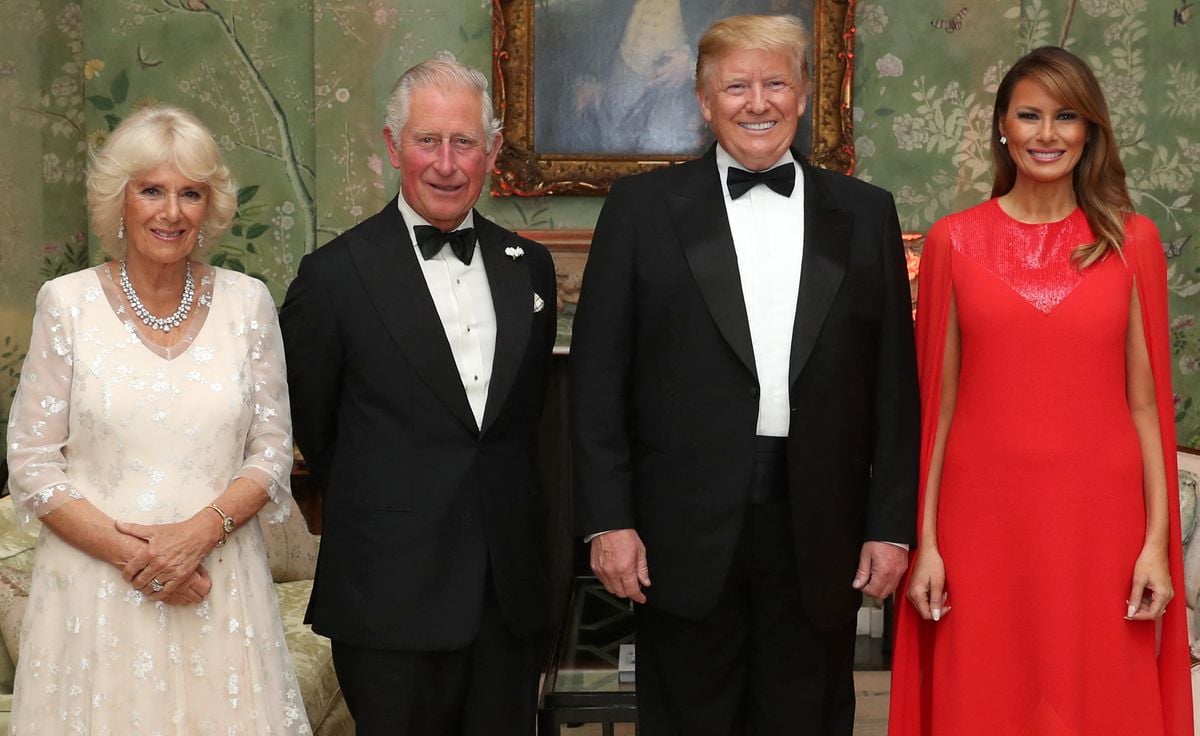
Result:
[5, 106, 310, 734]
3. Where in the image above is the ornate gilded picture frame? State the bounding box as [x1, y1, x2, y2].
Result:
[492, 0, 857, 196]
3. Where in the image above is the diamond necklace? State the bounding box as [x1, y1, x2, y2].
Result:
[119, 259, 195, 333]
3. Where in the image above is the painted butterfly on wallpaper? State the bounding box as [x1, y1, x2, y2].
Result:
[1163, 236, 1192, 259]
[1176, 2, 1194, 26]
[931, 7, 968, 33]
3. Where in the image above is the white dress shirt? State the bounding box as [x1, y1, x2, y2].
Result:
[397, 195, 496, 428]
[716, 144, 805, 438]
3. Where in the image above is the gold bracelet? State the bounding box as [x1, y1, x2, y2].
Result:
[207, 503, 234, 546]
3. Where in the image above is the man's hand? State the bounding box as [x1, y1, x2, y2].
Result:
[590, 529, 651, 604]
[851, 541, 909, 598]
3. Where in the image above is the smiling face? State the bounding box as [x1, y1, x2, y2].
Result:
[999, 78, 1088, 192]
[385, 85, 501, 231]
[122, 163, 208, 267]
[697, 47, 807, 172]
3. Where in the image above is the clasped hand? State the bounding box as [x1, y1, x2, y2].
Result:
[116, 514, 222, 605]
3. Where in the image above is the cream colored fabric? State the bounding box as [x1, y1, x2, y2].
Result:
[276, 579, 349, 732]
[261, 497, 319, 583]
[4, 267, 309, 733]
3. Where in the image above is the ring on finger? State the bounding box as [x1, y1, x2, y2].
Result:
[150, 577, 165, 593]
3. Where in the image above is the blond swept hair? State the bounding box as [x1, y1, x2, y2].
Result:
[695, 14, 811, 94]
[384, 51, 502, 152]
[87, 105, 237, 258]
[991, 47, 1132, 268]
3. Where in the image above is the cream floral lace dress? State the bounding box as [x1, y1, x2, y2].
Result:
[5, 264, 310, 734]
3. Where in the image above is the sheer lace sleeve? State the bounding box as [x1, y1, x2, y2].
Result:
[5, 280, 84, 524]
[232, 280, 295, 524]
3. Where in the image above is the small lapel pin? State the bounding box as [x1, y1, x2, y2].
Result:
[504, 245, 524, 260]
[533, 292, 545, 313]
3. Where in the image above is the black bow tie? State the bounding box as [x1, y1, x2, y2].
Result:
[414, 225, 476, 265]
[726, 163, 796, 200]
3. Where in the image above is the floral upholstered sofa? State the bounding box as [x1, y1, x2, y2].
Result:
[1176, 449, 1200, 713]
[0, 494, 352, 734]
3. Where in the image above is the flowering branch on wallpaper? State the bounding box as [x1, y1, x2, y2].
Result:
[156, 0, 316, 254]
[40, 232, 90, 281]
[0, 337, 27, 403]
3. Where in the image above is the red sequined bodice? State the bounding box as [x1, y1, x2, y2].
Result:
[947, 198, 1092, 314]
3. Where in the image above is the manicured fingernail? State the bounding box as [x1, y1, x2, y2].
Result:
[1126, 604, 1137, 619]
[932, 608, 941, 622]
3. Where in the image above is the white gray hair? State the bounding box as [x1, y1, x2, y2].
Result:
[384, 51, 502, 152]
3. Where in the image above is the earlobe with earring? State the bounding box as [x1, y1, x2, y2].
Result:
[117, 217, 125, 240]
[999, 135, 1008, 146]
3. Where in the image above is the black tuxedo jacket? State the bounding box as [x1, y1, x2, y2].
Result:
[570, 147, 920, 631]
[280, 200, 556, 650]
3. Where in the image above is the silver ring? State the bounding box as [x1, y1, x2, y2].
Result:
[150, 578, 165, 593]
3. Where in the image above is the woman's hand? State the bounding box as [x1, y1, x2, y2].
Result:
[161, 565, 213, 606]
[115, 512, 224, 601]
[906, 546, 951, 622]
[1126, 544, 1173, 621]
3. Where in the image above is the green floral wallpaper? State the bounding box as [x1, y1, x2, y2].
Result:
[1, 0, 1197, 443]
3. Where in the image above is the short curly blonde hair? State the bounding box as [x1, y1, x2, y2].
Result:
[87, 105, 237, 258]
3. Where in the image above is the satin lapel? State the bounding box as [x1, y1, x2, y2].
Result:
[789, 161, 851, 387]
[477, 214, 531, 435]
[670, 151, 756, 378]
[348, 203, 478, 433]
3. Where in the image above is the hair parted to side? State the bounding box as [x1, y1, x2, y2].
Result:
[384, 51, 502, 151]
[87, 105, 237, 259]
[695, 14, 811, 94]
[991, 46, 1132, 268]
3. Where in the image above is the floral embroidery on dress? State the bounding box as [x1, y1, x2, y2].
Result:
[5, 266, 310, 733]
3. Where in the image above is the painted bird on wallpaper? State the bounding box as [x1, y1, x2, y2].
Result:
[1176, 2, 1193, 26]
[931, 7, 968, 32]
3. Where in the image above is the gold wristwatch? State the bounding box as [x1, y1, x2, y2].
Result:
[207, 503, 234, 546]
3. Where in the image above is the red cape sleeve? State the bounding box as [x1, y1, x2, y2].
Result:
[888, 217, 954, 736]
[1130, 215, 1196, 735]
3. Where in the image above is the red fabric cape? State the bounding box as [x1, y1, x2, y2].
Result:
[888, 213, 1195, 735]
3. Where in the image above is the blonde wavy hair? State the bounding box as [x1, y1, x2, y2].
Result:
[87, 105, 237, 258]
[991, 47, 1132, 268]
[695, 14, 811, 95]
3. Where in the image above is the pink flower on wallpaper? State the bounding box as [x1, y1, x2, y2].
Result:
[42, 241, 60, 255]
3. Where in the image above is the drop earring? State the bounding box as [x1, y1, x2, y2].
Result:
[197, 228, 205, 248]
[117, 217, 125, 240]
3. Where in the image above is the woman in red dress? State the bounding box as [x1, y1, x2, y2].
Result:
[889, 47, 1194, 735]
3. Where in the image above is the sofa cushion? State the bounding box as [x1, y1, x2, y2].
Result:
[259, 497, 319, 583]
[276, 578, 342, 730]
[0, 534, 35, 693]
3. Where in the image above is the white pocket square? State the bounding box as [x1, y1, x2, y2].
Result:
[533, 292, 545, 313]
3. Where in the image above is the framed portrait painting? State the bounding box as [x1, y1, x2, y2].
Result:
[492, 0, 856, 195]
